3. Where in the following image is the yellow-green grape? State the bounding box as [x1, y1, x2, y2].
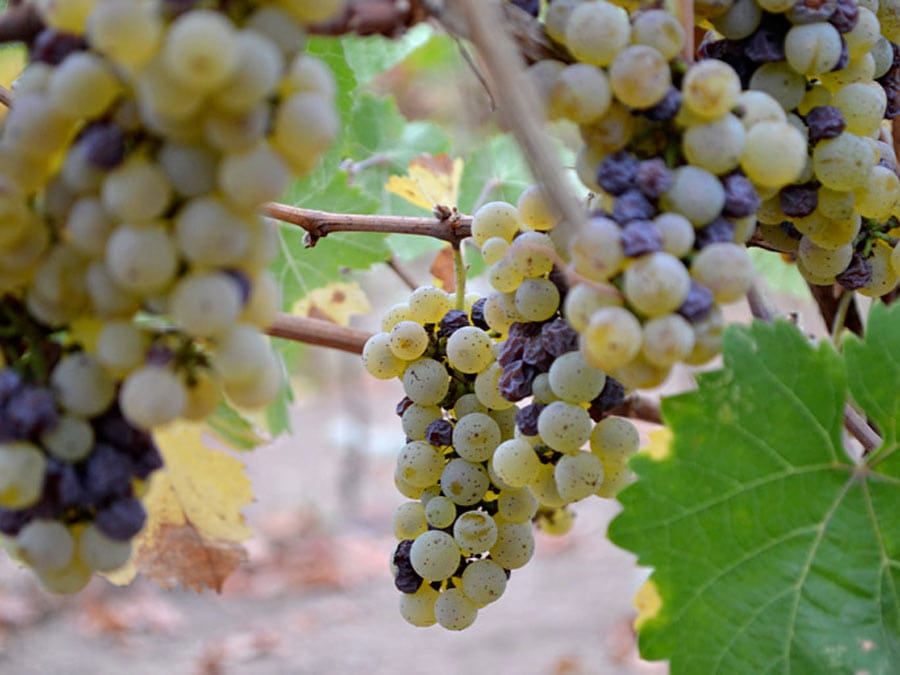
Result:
[641, 313, 696, 368]
[758, 224, 800, 252]
[396, 440, 444, 489]
[690, 242, 754, 303]
[537, 401, 592, 454]
[517, 185, 558, 232]
[748, 62, 806, 112]
[489, 257, 525, 293]
[78, 524, 132, 573]
[855, 167, 900, 221]
[595, 459, 633, 498]
[182, 372, 221, 421]
[453, 392, 488, 418]
[580, 102, 636, 155]
[532, 462, 567, 508]
[425, 496, 456, 529]
[389, 320, 429, 361]
[663, 166, 726, 225]
[434, 587, 479, 631]
[460, 558, 507, 606]
[536, 507, 576, 536]
[48, 51, 121, 120]
[571, 216, 625, 281]
[483, 292, 521, 335]
[631, 9, 685, 60]
[162, 9, 238, 92]
[278, 0, 345, 23]
[798, 84, 832, 115]
[554, 451, 604, 502]
[402, 358, 449, 406]
[545, 0, 581, 43]
[712, 0, 762, 39]
[471, 201, 522, 247]
[685, 307, 725, 365]
[491, 438, 541, 488]
[50, 353, 116, 418]
[736, 90, 787, 129]
[104, 224, 177, 295]
[173, 196, 249, 267]
[784, 23, 843, 75]
[817, 187, 856, 221]
[528, 59, 566, 110]
[380, 303, 412, 332]
[446, 326, 493, 374]
[872, 36, 895, 78]
[408, 285, 452, 324]
[819, 53, 876, 92]
[362, 333, 405, 379]
[563, 282, 621, 333]
[15, 520, 74, 572]
[682, 59, 741, 120]
[169, 272, 243, 338]
[740, 121, 808, 189]
[623, 252, 691, 317]
[481, 236, 509, 265]
[497, 488, 539, 523]
[590, 416, 640, 463]
[453, 413, 501, 463]
[609, 45, 671, 109]
[36, 558, 92, 594]
[813, 132, 875, 190]
[40, 416, 93, 463]
[120, 365, 188, 429]
[798, 238, 854, 278]
[508, 231, 555, 277]
[0, 442, 47, 509]
[564, 1, 631, 67]
[87, 0, 162, 68]
[651, 213, 694, 258]
[548, 351, 606, 403]
[489, 522, 535, 569]
[683, 114, 746, 175]
[531, 372, 559, 404]
[393, 502, 428, 540]
[394, 472, 423, 500]
[95, 321, 148, 375]
[453, 511, 498, 555]
[548, 63, 612, 124]
[581, 306, 643, 371]
[859, 243, 900, 297]
[441, 458, 490, 506]
[611, 354, 670, 391]
[846, 7, 881, 58]
[401, 404, 441, 441]
[805, 213, 861, 249]
[832, 82, 887, 136]
[515, 278, 560, 322]
[410, 530, 461, 581]
[399, 585, 438, 627]
[271, 93, 339, 174]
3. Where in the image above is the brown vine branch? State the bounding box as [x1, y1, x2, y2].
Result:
[266, 314, 373, 354]
[0, 2, 41, 45]
[610, 395, 664, 426]
[262, 202, 471, 246]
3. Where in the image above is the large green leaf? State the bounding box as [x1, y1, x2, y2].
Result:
[341, 25, 436, 84]
[609, 317, 900, 674]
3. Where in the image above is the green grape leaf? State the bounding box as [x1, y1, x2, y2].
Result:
[844, 302, 900, 471]
[457, 134, 532, 214]
[274, 173, 385, 310]
[749, 248, 810, 299]
[341, 25, 435, 84]
[608, 318, 900, 674]
[205, 402, 267, 452]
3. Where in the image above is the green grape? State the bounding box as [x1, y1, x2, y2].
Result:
[735, 90, 787, 129]
[797, 83, 832, 115]
[758, 225, 801, 252]
[846, 7, 881, 58]
[548, 63, 612, 124]
[813, 132, 876, 191]
[394, 473, 424, 500]
[805, 213, 861, 249]
[563, 282, 621, 333]
[402, 358, 449, 406]
[690, 243, 754, 304]
[872, 36, 895, 78]
[514, 278, 560, 322]
[631, 9, 685, 60]
[410, 530, 461, 581]
[564, 1, 631, 67]
[641, 313, 696, 368]
[530, 372, 559, 404]
[798, 238, 854, 278]
[441, 458, 490, 506]
[682, 59, 741, 120]
[817, 187, 856, 221]
[580, 102, 636, 155]
[425, 495, 457, 529]
[271, 93, 339, 174]
[453, 511, 498, 555]
[87, 0, 162, 68]
[170, 272, 243, 338]
[51, 353, 116, 418]
[554, 452, 604, 502]
[396, 440, 444, 489]
[446, 326, 494, 374]
[497, 488, 539, 523]
[595, 459, 633, 498]
[489, 522, 535, 569]
[740, 121, 808, 189]
[409, 286, 452, 324]
[654, 213, 695, 257]
[481, 237, 509, 266]
[854, 166, 900, 221]
[832, 82, 887, 136]
[96, 321, 147, 374]
[471, 201, 522, 247]
[474, 362, 516, 410]
[581, 306, 643, 371]
[217, 141, 289, 210]
[608, 45, 671, 109]
[590, 416, 640, 463]
[212, 31, 284, 115]
[820, 53, 876, 92]
[611, 354, 670, 390]
[570, 216, 625, 281]
[102, 157, 173, 222]
[461, 558, 507, 606]
[453, 393, 488, 419]
[536, 507, 575, 536]
[662, 166, 725, 225]
[491, 439, 540, 488]
[78, 524, 132, 573]
[508, 231, 555, 278]
[183, 372, 221, 421]
[685, 307, 725, 365]
[548, 351, 606, 403]
[402, 403, 441, 441]
[683, 114, 746, 175]
[105, 224, 177, 295]
[537, 401, 592, 454]
[40, 416, 93, 463]
[393, 502, 427, 540]
[434, 587, 479, 630]
[712, 0, 762, 39]
[544, 0, 581, 43]
[362, 333, 405, 379]
[399, 586, 438, 627]
[389, 320, 430, 361]
[453, 413, 501, 462]
[492, 405, 519, 440]
[380, 304, 412, 332]
[532, 462, 566, 508]
[120, 365, 188, 429]
[748, 61, 806, 111]
[15, 520, 74, 572]
[489, 257, 525, 293]
[784, 23, 843, 75]
[859, 243, 899, 297]
[623, 252, 691, 317]
[517, 185, 558, 231]
[64, 197, 112, 258]
[483, 291, 522, 335]
[48, 52, 120, 120]
[0, 442, 47, 509]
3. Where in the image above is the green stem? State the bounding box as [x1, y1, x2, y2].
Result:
[831, 291, 854, 349]
[453, 244, 467, 311]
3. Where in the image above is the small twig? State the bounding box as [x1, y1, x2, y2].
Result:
[0, 84, 11, 108]
[340, 152, 391, 182]
[844, 405, 882, 455]
[610, 395, 664, 426]
[453, 244, 466, 310]
[266, 314, 373, 355]
[747, 282, 776, 323]
[386, 256, 418, 291]
[454, 36, 497, 112]
[262, 202, 471, 245]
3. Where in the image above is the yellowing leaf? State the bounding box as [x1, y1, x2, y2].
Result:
[291, 281, 370, 326]
[634, 579, 663, 631]
[640, 427, 672, 462]
[386, 153, 463, 211]
[109, 423, 253, 592]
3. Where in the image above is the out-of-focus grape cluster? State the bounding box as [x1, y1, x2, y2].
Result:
[0, 0, 344, 592]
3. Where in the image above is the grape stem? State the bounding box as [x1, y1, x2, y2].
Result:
[386, 256, 419, 291]
[262, 202, 471, 245]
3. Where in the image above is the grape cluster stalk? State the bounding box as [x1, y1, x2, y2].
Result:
[0, 0, 344, 591]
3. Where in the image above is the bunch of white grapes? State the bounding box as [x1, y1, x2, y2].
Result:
[0, 0, 344, 592]
[363, 277, 639, 630]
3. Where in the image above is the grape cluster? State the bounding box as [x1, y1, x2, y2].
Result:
[364, 276, 639, 629]
[0, 0, 344, 591]
[694, 0, 900, 294]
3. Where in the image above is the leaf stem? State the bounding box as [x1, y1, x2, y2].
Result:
[831, 291, 854, 349]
